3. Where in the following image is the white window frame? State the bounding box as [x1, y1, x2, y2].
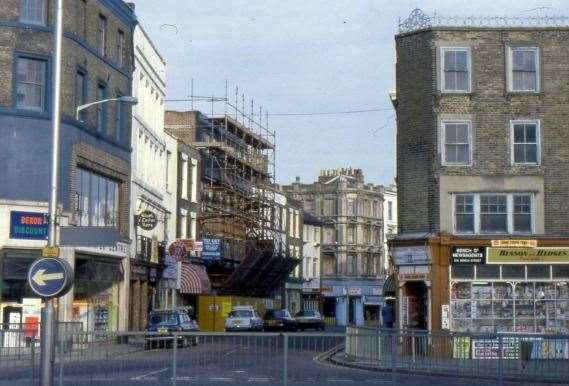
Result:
[20, 0, 47, 26]
[441, 120, 473, 166]
[190, 158, 198, 203]
[452, 193, 534, 235]
[440, 47, 472, 93]
[181, 153, 188, 200]
[510, 119, 540, 166]
[506, 46, 540, 93]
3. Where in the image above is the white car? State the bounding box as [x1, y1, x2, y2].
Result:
[224, 306, 263, 331]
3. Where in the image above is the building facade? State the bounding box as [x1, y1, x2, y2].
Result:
[283, 169, 384, 326]
[382, 184, 397, 273]
[301, 212, 324, 312]
[0, 0, 136, 332]
[390, 9, 569, 334]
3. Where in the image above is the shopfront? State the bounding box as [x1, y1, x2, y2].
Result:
[320, 280, 382, 326]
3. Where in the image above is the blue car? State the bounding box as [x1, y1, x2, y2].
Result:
[145, 309, 199, 349]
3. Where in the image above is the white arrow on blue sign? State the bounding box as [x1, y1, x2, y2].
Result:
[27, 257, 73, 298]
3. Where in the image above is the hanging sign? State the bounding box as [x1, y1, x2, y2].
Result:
[136, 210, 158, 231]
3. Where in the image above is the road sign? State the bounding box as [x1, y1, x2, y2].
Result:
[27, 258, 73, 299]
[168, 241, 187, 260]
[42, 246, 60, 258]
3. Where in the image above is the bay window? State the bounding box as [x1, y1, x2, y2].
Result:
[75, 168, 119, 227]
[453, 193, 533, 235]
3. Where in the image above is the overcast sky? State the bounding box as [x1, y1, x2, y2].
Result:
[132, 0, 567, 186]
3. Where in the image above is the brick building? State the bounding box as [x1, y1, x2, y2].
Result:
[390, 9, 569, 334]
[283, 169, 384, 326]
[0, 0, 136, 332]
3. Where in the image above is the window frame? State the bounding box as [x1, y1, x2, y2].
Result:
[453, 192, 534, 235]
[506, 46, 540, 93]
[14, 54, 48, 112]
[75, 68, 88, 121]
[97, 14, 108, 57]
[440, 47, 472, 93]
[510, 119, 540, 166]
[19, 0, 47, 26]
[441, 119, 473, 166]
[117, 29, 125, 67]
[96, 81, 107, 134]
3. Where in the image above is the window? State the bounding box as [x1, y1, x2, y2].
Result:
[97, 14, 107, 56]
[513, 194, 532, 233]
[347, 226, 355, 244]
[480, 194, 507, 233]
[115, 93, 124, 142]
[16, 57, 47, 111]
[75, 71, 87, 121]
[440, 47, 470, 92]
[347, 255, 356, 276]
[453, 193, 533, 234]
[442, 121, 471, 165]
[511, 120, 539, 165]
[455, 194, 474, 233]
[165, 151, 171, 190]
[508, 47, 539, 92]
[190, 213, 197, 240]
[76, 0, 87, 38]
[388, 201, 393, 221]
[312, 258, 318, 278]
[96, 83, 106, 133]
[323, 199, 335, 216]
[117, 30, 125, 67]
[190, 159, 198, 203]
[20, 0, 46, 25]
[181, 155, 188, 199]
[346, 199, 355, 216]
[304, 199, 315, 213]
[179, 210, 187, 238]
[75, 168, 119, 227]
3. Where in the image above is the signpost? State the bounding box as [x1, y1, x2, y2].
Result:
[27, 258, 73, 298]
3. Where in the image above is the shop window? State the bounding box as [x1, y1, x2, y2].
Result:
[451, 265, 474, 279]
[553, 266, 569, 279]
[75, 168, 119, 227]
[527, 265, 550, 279]
[476, 265, 500, 279]
[502, 265, 525, 279]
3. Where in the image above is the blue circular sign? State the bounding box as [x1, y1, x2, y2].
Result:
[27, 258, 73, 298]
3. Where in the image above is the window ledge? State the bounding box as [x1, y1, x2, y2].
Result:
[505, 91, 543, 97]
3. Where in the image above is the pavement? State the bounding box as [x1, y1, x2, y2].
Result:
[0, 332, 563, 386]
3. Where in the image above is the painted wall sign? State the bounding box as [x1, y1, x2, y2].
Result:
[392, 246, 430, 265]
[202, 238, 221, 260]
[451, 247, 486, 264]
[10, 211, 48, 240]
[487, 247, 569, 264]
[136, 210, 158, 231]
[491, 239, 537, 248]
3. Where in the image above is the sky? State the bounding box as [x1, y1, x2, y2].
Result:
[132, 0, 568, 186]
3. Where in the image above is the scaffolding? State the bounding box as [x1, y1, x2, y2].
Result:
[166, 84, 293, 295]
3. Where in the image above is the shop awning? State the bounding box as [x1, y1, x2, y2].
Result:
[383, 274, 396, 297]
[179, 263, 211, 294]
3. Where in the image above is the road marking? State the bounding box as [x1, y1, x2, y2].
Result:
[131, 367, 169, 380]
[171, 376, 198, 382]
[328, 379, 355, 383]
[248, 377, 272, 382]
[365, 380, 391, 384]
[224, 349, 239, 356]
[233, 370, 247, 373]
[210, 377, 234, 382]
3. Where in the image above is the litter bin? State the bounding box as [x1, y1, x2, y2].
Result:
[521, 341, 533, 362]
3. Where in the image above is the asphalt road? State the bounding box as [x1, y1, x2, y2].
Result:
[0, 333, 558, 386]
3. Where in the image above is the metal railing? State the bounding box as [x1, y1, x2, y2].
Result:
[345, 326, 569, 384]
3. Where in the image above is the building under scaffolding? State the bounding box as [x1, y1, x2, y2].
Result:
[165, 96, 298, 296]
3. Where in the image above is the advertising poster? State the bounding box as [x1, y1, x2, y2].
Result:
[452, 336, 471, 359]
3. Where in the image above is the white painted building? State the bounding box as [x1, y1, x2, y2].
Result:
[128, 25, 172, 330]
[382, 184, 397, 272]
[301, 212, 323, 311]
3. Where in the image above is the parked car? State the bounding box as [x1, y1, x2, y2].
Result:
[224, 306, 264, 331]
[295, 310, 326, 331]
[145, 309, 199, 349]
[263, 309, 298, 331]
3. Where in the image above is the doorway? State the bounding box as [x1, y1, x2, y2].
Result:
[403, 281, 428, 330]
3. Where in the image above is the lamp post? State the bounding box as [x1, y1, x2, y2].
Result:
[76, 96, 138, 120]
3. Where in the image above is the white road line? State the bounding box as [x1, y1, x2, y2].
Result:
[365, 380, 391, 384]
[248, 377, 272, 382]
[130, 367, 169, 380]
[233, 370, 247, 373]
[224, 349, 239, 356]
[328, 379, 355, 383]
[209, 377, 235, 382]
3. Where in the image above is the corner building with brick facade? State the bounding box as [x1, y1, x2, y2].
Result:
[0, 0, 136, 332]
[390, 11, 569, 334]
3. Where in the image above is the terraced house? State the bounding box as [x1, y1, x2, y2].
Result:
[0, 0, 136, 332]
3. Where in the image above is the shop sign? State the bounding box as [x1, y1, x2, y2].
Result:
[178, 239, 195, 250]
[27, 258, 73, 298]
[193, 241, 203, 252]
[392, 246, 430, 265]
[202, 238, 221, 260]
[441, 304, 450, 330]
[399, 273, 430, 281]
[451, 247, 486, 264]
[452, 337, 471, 359]
[491, 239, 537, 248]
[472, 338, 519, 359]
[168, 241, 187, 260]
[487, 247, 569, 264]
[136, 210, 158, 231]
[348, 287, 362, 296]
[10, 211, 48, 240]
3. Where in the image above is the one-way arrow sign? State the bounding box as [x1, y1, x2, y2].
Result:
[27, 257, 73, 298]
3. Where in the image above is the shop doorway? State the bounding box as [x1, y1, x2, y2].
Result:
[322, 298, 336, 325]
[348, 297, 356, 324]
[402, 281, 428, 330]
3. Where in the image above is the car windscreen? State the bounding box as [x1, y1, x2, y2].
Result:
[297, 310, 315, 317]
[149, 313, 178, 325]
[229, 310, 253, 318]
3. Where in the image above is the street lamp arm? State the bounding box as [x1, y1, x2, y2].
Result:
[75, 96, 137, 120]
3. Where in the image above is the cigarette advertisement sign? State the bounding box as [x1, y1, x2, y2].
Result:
[487, 248, 569, 264]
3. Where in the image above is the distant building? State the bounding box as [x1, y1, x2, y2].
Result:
[283, 169, 384, 327]
[391, 9, 569, 334]
[382, 184, 397, 272]
[301, 212, 324, 311]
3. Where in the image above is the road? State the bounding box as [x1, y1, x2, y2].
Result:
[0, 333, 557, 386]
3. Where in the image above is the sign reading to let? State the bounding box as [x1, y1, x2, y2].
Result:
[487, 247, 569, 264]
[10, 211, 48, 240]
[491, 239, 537, 248]
[451, 247, 486, 264]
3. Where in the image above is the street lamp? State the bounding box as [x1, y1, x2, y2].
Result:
[76, 95, 138, 120]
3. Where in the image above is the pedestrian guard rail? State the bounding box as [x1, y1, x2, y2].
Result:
[345, 325, 569, 383]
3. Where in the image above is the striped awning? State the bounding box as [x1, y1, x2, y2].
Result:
[179, 263, 211, 294]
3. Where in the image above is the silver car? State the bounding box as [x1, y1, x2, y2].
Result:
[224, 306, 263, 331]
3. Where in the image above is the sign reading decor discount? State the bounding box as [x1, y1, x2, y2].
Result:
[10, 211, 48, 240]
[451, 247, 486, 264]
